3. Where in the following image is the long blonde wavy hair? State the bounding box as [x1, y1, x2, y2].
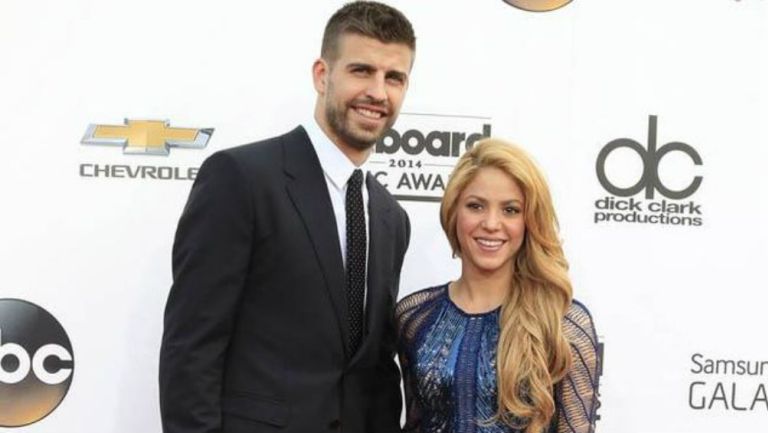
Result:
[440, 139, 573, 433]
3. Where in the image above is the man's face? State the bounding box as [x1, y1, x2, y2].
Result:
[314, 33, 413, 152]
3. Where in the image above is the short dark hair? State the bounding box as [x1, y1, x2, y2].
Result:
[321, 1, 416, 62]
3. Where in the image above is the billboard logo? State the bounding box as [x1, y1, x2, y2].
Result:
[369, 113, 492, 202]
[596, 115, 702, 199]
[376, 124, 491, 157]
[0, 299, 74, 427]
[593, 116, 704, 227]
[81, 119, 213, 156]
[503, 0, 573, 12]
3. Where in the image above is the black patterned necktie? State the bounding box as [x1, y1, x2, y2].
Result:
[346, 169, 366, 354]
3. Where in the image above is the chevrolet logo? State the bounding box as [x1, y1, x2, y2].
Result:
[81, 119, 213, 155]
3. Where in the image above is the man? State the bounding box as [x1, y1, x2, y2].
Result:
[159, 2, 415, 433]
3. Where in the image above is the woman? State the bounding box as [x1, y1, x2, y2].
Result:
[396, 139, 600, 433]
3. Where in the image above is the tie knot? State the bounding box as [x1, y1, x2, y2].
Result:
[349, 169, 364, 190]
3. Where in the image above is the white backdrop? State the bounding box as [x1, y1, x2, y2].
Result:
[1, 0, 766, 432]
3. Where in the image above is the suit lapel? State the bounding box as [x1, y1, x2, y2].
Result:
[283, 127, 349, 357]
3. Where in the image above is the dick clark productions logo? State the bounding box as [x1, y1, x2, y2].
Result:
[594, 115, 704, 227]
[0, 299, 74, 427]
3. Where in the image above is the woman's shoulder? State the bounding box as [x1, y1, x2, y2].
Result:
[395, 283, 450, 340]
[563, 299, 599, 350]
[396, 283, 448, 318]
[565, 299, 596, 325]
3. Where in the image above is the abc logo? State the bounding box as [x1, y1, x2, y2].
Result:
[503, 0, 573, 12]
[0, 299, 74, 427]
[596, 115, 703, 200]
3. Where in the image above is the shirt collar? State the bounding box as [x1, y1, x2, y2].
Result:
[305, 117, 370, 190]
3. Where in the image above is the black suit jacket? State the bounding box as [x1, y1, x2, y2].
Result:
[159, 126, 410, 433]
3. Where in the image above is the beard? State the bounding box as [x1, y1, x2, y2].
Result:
[324, 85, 395, 151]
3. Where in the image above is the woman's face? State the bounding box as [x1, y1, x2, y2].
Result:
[455, 166, 526, 278]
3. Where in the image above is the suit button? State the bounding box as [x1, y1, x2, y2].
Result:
[328, 419, 341, 430]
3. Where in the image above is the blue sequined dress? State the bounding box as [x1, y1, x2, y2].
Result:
[396, 284, 600, 433]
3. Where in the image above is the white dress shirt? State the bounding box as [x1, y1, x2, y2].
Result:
[304, 118, 371, 310]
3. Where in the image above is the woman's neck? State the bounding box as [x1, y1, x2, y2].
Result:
[450, 267, 513, 314]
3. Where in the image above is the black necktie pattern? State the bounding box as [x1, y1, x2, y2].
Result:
[346, 169, 366, 354]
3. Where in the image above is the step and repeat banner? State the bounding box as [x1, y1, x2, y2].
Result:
[1, 0, 766, 432]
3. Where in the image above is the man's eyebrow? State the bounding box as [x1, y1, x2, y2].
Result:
[346, 62, 375, 71]
[344, 63, 408, 80]
[386, 70, 408, 81]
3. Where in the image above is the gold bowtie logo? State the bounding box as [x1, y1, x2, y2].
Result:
[503, 0, 573, 12]
[81, 119, 213, 155]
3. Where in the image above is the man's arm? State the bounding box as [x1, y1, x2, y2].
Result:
[369, 209, 410, 433]
[159, 151, 255, 433]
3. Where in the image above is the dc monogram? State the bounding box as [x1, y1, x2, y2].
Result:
[596, 115, 703, 199]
